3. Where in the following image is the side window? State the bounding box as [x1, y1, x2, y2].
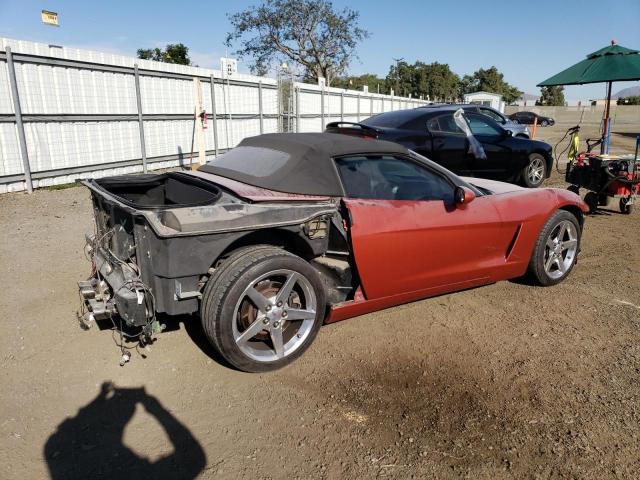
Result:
[426, 114, 463, 135]
[335, 156, 454, 203]
[479, 108, 505, 124]
[403, 114, 429, 131]
[466, 113, 503, 136]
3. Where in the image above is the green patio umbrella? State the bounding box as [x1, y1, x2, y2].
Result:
[538, 41, 640, 153]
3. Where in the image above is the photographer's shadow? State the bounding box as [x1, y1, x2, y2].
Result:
[44, 382, 206, 480]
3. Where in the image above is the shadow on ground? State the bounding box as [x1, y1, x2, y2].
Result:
[44, 382, 206, 480]
[612, 131, 640, 139]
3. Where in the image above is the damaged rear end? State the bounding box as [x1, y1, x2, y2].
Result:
[78, 171, 340, 341]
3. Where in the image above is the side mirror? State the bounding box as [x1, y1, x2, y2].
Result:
[454, 186, 476, 206]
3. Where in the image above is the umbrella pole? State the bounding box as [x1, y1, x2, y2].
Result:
[601, 80, 612, 154]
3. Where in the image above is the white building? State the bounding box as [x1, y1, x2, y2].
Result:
[463, 91, 505, 113]
[515, 93, 541, 107]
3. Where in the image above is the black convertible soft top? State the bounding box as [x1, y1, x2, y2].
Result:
[199, 133, 410, 196]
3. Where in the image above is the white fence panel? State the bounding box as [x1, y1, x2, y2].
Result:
[0, 37, 426, 193]
[24, 121, 141, 171]
[0, 123, 21, 175]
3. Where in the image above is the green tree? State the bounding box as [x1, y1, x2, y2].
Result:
[538, 86, 565, 106]
[226, 0, 369, 85]
[333, 74, 388, 94]
[414, 62, 460, 102]
[459, 66, 522, 104]
[617, 95, 640, 105]
[137, 43, 191, 65]
[385, 61, 416, 97]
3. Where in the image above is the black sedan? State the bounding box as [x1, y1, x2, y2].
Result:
[509, 111, 555, 126]
[326, 106, 553, 188]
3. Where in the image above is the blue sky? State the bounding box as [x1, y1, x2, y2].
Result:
[1, 0, 639, 101]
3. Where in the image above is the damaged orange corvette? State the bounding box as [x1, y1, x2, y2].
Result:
[79, 133, 588, 371]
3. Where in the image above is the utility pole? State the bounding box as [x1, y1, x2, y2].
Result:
[392, 57, 404, 96]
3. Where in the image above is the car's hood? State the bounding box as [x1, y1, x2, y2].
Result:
[460, 177, 525, 194]
[461, 176, 589, 213]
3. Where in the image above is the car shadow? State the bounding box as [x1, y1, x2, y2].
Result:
[43, 382, 207, 480]
[612, 131, 640, 139]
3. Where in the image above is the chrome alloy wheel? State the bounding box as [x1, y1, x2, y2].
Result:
[232, 269, 317, 362]
[543, 220, 578, 280]
[527, 157, 545, 185]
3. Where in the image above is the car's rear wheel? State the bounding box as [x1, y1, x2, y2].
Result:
[522, 154, 547, 188]
[200, 246, 325, 372]
[527, 210, 580, 286]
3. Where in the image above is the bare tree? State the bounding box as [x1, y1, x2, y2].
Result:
[226, 0, 369, 85]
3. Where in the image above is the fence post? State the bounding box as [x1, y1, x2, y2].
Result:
[133, 64, 147, 173]
[340, 91, 344, 122]
[357, 94, 360, 122]
[320, 87, 325, 130]
[295, 86, 300, 133]
[258, 81, 264, 134]
[209, 75, 219, 157]
[370, 95, 373, 117]
[6, 46, 33, 193]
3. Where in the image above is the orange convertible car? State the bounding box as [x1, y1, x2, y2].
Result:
[79, 133, 588, 371]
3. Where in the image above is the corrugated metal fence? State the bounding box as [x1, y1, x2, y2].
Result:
[0, 38, 427, 193]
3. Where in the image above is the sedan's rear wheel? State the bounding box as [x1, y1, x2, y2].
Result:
[201, 246, 325, 372]
[522, 154, 547, 188]
[527, 210, 580, 286]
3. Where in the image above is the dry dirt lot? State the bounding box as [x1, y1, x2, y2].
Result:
[1, 125, 639, 479]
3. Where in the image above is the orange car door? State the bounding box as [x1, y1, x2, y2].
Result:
[336, 155, 509, 300]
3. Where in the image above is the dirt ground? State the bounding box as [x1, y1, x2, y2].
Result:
[1, 125, 639, 480]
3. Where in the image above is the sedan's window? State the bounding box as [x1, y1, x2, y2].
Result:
[466, 113, 504, 136]
[335, 156, 454, 203]
[426, 114, 463, 134]
[361, 109, 430, 129]
[479, 108, 505, 124]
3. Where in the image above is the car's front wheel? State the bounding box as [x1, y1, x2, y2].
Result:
[522, 153, 547, 188]
[200, 246, 325, 372]
[527, 210, 580, 286]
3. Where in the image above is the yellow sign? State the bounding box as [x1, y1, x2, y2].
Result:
[41, 10, 59, 26]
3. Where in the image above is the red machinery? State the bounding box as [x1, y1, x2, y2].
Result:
[563, 127, 639, 214]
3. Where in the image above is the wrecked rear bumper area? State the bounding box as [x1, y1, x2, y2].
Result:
[78, 233, 162, 338]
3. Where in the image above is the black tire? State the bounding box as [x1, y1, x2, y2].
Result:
[540, 120, 549, 127]
[567, 185, 580, 195]
[522, 153, 547, 188]
[620, 198, 633, 214]
[200, 246, 326, 372]
[584, 192, 599, 213]
[527, 210, 581, 286]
